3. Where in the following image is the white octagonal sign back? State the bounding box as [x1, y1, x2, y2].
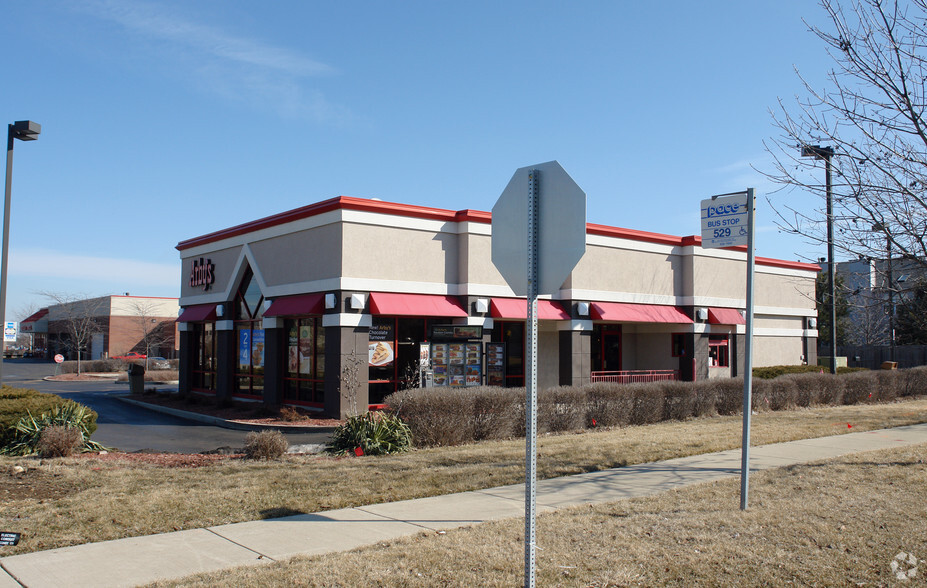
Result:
[491, 161, 586, 296]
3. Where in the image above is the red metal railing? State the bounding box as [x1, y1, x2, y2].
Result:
[590, 370, 680, 384]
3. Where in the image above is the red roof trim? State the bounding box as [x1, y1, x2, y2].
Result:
[176, 304, 218, 322]
[21, 308, 49, 324]
[175, 197, 820, 272]
[590, 302, 693, 324]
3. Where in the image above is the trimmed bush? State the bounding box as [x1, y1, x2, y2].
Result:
[243, 430, 288, 460]
[59, 359, 125, 374]
[327, 411, 412, 456]
[387, 366, 927, 448]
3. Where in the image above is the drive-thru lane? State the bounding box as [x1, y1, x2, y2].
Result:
[1, 359, 333, 453]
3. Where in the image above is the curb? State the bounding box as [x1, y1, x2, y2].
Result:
[115, 395, 339, 434]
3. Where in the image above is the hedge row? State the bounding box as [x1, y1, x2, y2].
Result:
[752, 364, 868, 379]
[0, 386, 99, 448]
[385, 367, 927, 447]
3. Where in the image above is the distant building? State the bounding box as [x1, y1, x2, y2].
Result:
[25, 295, 179, 360]
[822, 256, 925, 346]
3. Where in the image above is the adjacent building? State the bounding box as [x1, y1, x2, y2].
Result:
[23, 295, 179, 360]
[176, 196, 819, 418]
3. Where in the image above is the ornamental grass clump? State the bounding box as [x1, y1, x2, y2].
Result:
[1, 403, 105, 456]
[243, 430, 288, 460]
[328, 411, 412, 456]
[36, 425, 83, 458]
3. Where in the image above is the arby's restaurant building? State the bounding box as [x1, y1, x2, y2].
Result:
[176, 196, 819, 418]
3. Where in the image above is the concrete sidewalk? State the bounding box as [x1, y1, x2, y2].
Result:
[2, 423, 926, 587]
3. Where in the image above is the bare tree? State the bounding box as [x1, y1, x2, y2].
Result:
[764, 0, 927, 271]
[40, 292, 107, 375]
[124, 298, 175, 370]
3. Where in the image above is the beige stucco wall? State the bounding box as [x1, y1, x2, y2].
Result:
[250, 224, 343, 287]
[690, 255, 748, 300]
[621, 331, 678, 371]
[756, 271, 814, 309]
[538, 328, 560, 392]
[571, 245, 680, 297]
[753, 336, 804, 367]
[180, 245, 243, 299]
[341, 223, 459, 285]
[110, 297, 178, 318]
[754, 315, 805, 330]
[458, 233, 509, 287]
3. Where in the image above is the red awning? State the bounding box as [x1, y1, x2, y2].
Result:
[176, 304, 218, 322]
[368, 292, 468, 317]
[490, 298, 571, 320]
[264, 293, 324, 317]
[590, 302, 692, 324]
[708, 307, 746, 325]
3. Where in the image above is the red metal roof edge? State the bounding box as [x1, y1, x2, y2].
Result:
[21, 308, 49, 323]
[175, 197, 820, 271]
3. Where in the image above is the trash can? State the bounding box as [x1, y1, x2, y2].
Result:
[128, 364, 145, 395]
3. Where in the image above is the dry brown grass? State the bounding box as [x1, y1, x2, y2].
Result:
[1, 398, 926, 558]
[151, 443, 927, 587]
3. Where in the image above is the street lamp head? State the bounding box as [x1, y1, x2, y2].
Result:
[10, 121, 40, 141]
[800, 144, 834, 160]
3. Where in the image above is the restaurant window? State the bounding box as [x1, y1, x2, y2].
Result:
[491, 321, 524, 387]
[368, 317, 430, 404]
[671, 333, 686, 357]
[234, 268, 265, 399]
[708, 335, 729, 367]
[192, 322, 216, 393]
[591, 324, 622, 372]
[284, 317, 325, 406]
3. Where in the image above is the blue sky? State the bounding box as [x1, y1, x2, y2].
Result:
[2, 0, 835, 318]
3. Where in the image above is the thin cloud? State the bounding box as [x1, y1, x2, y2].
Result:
[75, 0, 345, 122]
[10, 249, 177, 287]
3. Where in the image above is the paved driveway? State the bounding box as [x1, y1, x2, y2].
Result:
[1, 359, 333, 453]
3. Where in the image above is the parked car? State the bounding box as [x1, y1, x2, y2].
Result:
[148, 357, 171, 370]
[113, 352, 146, 361]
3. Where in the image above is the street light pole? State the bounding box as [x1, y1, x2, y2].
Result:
[2, 121, 41, 386]
[801, 145, 837, 374]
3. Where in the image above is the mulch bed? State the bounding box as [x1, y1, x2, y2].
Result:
[126, 393, 344, 428]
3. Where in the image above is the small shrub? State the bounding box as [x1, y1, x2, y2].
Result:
[629, 384, 665, 425]
[539, 387, 586, 433]
[243, 430, 288, 460]
[328, 411, 412, 456]
[279, 406, 308, 422]
[36, 425, 83, 458]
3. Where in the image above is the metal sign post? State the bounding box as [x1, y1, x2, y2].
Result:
[700, 189, 755, 510]
[491, 161, 586, 588]
[524, 169, 539, 588]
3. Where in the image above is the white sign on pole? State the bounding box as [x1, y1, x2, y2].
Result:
[3, 322, 17, 343]
[700, 192, 749, 249]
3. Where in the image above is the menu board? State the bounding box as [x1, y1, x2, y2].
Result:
[431, 342, 482, 387]
[485, 342, 505, 387]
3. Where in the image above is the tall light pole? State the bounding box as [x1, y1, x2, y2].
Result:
[802, 145, 837, 374]
[2, 121, 41, 385]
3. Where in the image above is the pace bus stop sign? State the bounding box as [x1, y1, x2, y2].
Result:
[491, 161, 587, 295]
[700, 192, 749, 249]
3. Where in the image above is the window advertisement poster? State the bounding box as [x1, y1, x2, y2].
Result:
[368, 321, 394, 367]
[465, 343, 482, 386]
[431, 343, 448, 386]
[252, 329, 265, 368]
[299, 325, 312, 374]
[239, 329, 251, 368]
[485, 342, 506, 386]
[448, 343, 465, 386]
